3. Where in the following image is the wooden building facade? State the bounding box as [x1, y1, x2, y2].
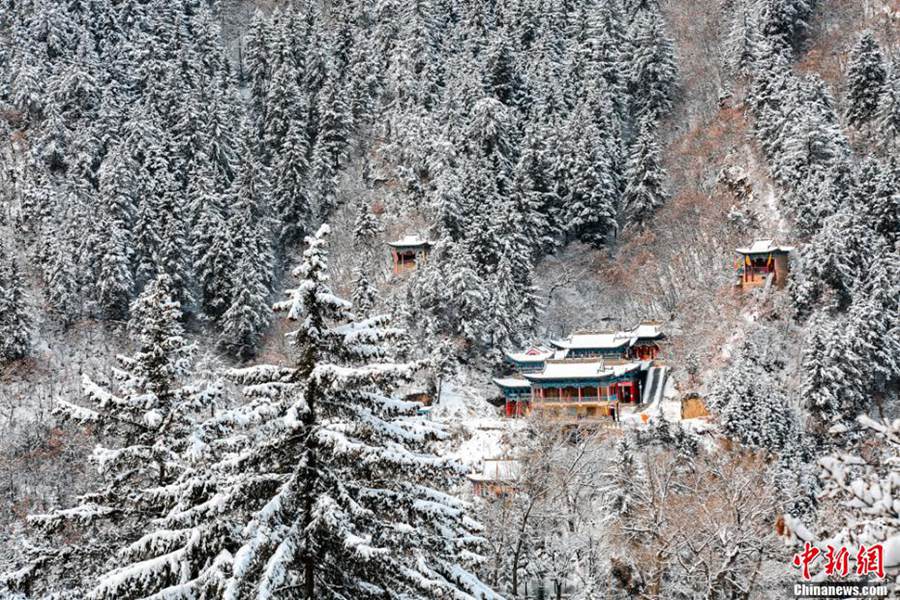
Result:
[387, 235, 432, 274]
[493, 323, 664, 422]
[735, 239, 793, 289]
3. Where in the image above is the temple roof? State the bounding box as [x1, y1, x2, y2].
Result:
[492, 376, 531, 389]
[504, 346, 556, 363]
[549, 332, 631, 351]
[735, 239, 794, 255]
[386, 235, 432, 249]
[524, 359, 642, 382]
[618, 322, 665, 342]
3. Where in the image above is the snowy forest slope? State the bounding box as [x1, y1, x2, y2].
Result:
[0, 0, 899, 597]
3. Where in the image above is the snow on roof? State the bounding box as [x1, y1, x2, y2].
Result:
[550, 332, 630, 350]
[467, 458, 521, 482]
[735, 239, 794, 255]
[387, 235, 431, 248]
[524, 360, 641, 381]
[617, 322, 664, 341]
[492, 376, 531, 389]
[505, 346, 554, 362]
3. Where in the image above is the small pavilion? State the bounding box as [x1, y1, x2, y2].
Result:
[735, 239, 793, 289]
[619, 322, 665, 361]
[503, 346, 557, 373]
[387, 235, 432, 274]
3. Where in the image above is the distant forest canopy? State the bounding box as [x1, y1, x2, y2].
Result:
[0, 0, 678, 361]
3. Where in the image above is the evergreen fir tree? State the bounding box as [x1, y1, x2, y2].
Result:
[41, 223, 81, 328]
[0, 243, 32, 363]
[82, 226, 502, 599]
[877, 59, 900, 152]
[845, 31, 886, 128]
[759, 0, 814, 52]
[219, 131, 274, 360]
[627, 7, 677, 121]
[271, 118, 311, 249]
[352, 198, 382, 255]
[191, 160, 233, 318]
[351, 264, 378, 316]
[623, 117, 667, 229]
[93, 214, 134, 320]
[23, 274, 215, 595]
[800, 314, 860, 427]
[562, 102, 618, 247]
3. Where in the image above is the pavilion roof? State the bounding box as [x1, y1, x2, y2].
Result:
[504, 346, 556, 363]
[492, 376, 531, 389]
[735, 239, 794, 255]
[386, 235, 432, 249]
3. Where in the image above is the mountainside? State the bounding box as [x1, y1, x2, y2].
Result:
[0, 0, 899, 598]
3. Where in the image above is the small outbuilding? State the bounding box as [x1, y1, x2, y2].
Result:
[735, 239, 793, 289]
[468, 458, 521, 497]
[387, 235, 432, 274]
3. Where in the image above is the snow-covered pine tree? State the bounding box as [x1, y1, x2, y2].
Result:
[219, 249, 273, 360]
[219, 128, 274, 360]
[272, 117, 311, 249]
[0, 242, 32, 363]
[85, 225, 501, 599]
[853, 157, 900, 246]
[41, 221, 81, 328]
[352, 197, 382, 256]
[93, 214, 134, 320]
[623, 117, 667, 229]
[844, 31, 886, 129]
[310, 73, 352, 222]
[707, 340, 796, 453]
[799, 313, 862, 429]
[351, 264, 378, 316]
[724, 0, 759, 77]
[562, 101, 618, 247]
[627, 6, 677, 121]
[759, 0, 814, 52]
[424, 239, 490, 350]
[93, 143, 137, 319]
[878, 58, 900, 152]
[244, 9, 273, 129]
[512, 123, 562, 255]
[19, 274, 216, 596]
[193, 161, 234, 318]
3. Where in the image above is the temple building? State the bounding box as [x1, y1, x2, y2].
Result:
[735, 239, 793, 289]
[387, 235, 432, 274]
[524, 359, 643, 421]
[547, 322, 665, 361]
[493, 322, 666, 422]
